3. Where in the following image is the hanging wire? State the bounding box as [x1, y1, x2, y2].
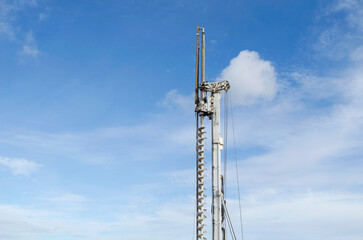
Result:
[222, 199, 238, 240]
[229, 93, 245, 240]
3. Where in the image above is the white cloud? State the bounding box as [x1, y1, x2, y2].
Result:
[160, 89, 193, 111]
[0, 192, 196, 240]
[38, 12, 47, 21]
[0, 0, 42, 58]
[0, 90, 195, 166]
[22, 44, 40, 57]
[0, 1, 16, 39]
[38, 193, 90, 212]
[40, 194, 89, 203]
[0, 110, 195, 165]
[0, 21, 14, 39]
[217, 50, 278, 105]
[333, 0, 363, 30]
[226, 190, 363, 240]
[20, 31, 40, 58]
[315, 0, 363, 60]
[218, 62, 363, 190]
[18, 0, 38, 7]
[0, 156, 41, 176]
[0, 0, 39, 38]
[38, 7, 51, 22]
[350, 44, 363, 61]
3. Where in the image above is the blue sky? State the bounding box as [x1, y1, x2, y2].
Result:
[1, 0, 363, 239]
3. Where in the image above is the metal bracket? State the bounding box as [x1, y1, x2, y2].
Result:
[195, 80, 230, 116]
[200, 80, 230, 93]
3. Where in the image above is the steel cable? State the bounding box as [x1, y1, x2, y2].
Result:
[229, 93, 244, 240]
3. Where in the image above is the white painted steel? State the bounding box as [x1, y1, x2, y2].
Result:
[211, 92, 223, 240]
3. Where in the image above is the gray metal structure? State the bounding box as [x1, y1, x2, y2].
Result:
[195, 26, 230, 240]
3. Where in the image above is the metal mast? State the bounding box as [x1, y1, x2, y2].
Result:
[195, 26, 230, 240]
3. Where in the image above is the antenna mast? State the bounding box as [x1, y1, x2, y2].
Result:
[195, 26, 230, 240]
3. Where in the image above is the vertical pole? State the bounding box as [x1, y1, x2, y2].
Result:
[201, 29, 205, 84]
[195, 26, 200, 107]
[200, 29, 206, 107]
[212, 92, 222, 240]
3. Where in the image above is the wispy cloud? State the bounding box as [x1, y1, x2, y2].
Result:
[0, 114, 194, 165]
[0, 0, 39, 38]
[0, 200, 195, 240]
[0, 0, 42, 58]
[314, 0, 363, 60]
[20, 31, 40, 58]
[0, 156, 41, 176]
[40, 193, 89, 203]
[0, 0, 17, 39]
[160, 89, 193, 111]
[38, 12, 47, 22]
[38, 193, 90, 212]
[227, 190, 363, 240]
[333, 0, 363, 30]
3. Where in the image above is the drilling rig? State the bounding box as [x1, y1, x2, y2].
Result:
[195, 26, 230, 240]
